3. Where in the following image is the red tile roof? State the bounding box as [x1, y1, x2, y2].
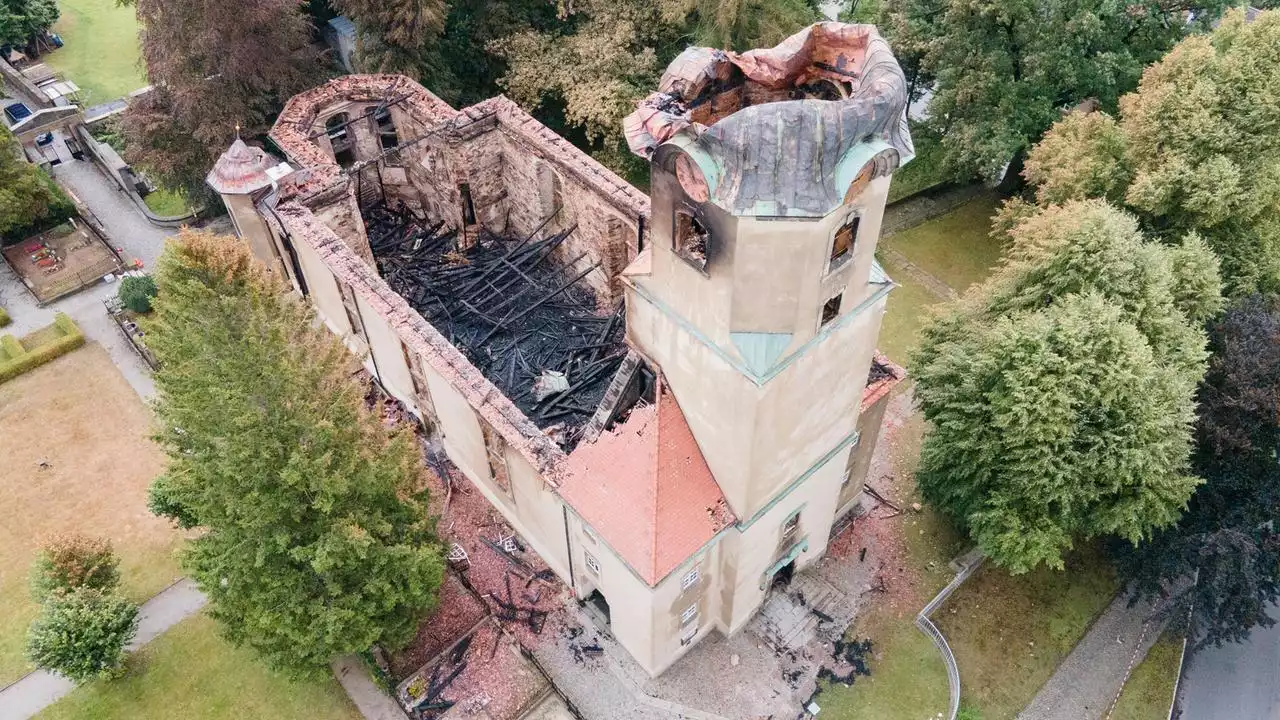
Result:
[559, 379, 735, 585]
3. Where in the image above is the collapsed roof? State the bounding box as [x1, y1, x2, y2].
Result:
[623, 22, 914, 217]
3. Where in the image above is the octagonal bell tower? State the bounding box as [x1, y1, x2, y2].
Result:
[620, 22, 913, 520]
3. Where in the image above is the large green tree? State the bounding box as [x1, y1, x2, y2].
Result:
[0, 0, 58, 49]
[882, 0, 1230, 182]
[1112, 294, 1280, 648]
[0, 130, 75, 241]
[330, 0, 446, 75]
[1023, 9, 1280, 296]
[913, 200, 1220, 572]
[121, 0, 323, 197]
[146, 230, 444, 673]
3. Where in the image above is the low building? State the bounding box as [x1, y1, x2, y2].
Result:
[207, 21, 911, 678]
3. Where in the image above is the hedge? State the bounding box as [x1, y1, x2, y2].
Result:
[0, 306, 10, 327]
[0, 313, 85, 384]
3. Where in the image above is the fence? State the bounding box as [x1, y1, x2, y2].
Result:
[916, 550, 985, 720]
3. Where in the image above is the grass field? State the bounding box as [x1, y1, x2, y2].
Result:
[1111, 633, 1183, 720]
[143, 188, 189, 217]
[0, 343, 181, 685]
[934, 548, 1119, 720]
[881, 193, 1006, 296]
[876, 193, 1005, 366]
[42, 0, 146, 105]
[35, 615, 363, 720]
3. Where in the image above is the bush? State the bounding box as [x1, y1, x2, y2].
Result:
[0, 306, 10, 327]
[26, 588, 139, 682]
[0, 313, 85, 384]
[118, 275, 158, 313]
[30, 534, 122, 602]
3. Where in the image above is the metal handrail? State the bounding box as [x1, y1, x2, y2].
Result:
[916, 553, 984, 720]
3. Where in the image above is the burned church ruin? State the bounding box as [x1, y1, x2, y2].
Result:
[208, 21, 910, 682]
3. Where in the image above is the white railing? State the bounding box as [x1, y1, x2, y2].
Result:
[916, 552, 985, 720]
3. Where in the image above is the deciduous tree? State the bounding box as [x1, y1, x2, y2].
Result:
[330, 0, 446, 75]
[885, 0, 1230, 182]
[1113, 294, 1280, 647]
[121, 0, 323, 197]
[0, 130, 74, 240]
[913, 200, 1219, 572]
[26, 588, 138, 682]
[1023, 9, 1280, 296]
[30, 535, 121, 602]
[0, 0, 58, 49]
[144, 230, 444, 673]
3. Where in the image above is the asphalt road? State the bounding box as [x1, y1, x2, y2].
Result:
[1178, 604, 1280, 720]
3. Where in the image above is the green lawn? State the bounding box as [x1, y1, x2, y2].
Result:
[42, 0, 146, 106]
[877, 255, 944, 366]
[1111, 633, 1183, 720]
[812, 412, 968, 717]
[881, 193, 1005, 296]
[143, 187, 190, 217]
[876, 193, 1005, 366]
[36, 614, 363, 720]
[934, 548, 1120, 720]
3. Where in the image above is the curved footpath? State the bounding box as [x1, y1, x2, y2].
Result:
[0, 580, 207, 720]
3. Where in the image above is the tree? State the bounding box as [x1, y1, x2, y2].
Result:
[30, 535, 122, 602]
[1023, 9, 1280, 296]
[26, 588, 139, 682]
[145, 230, 445, 673]
[884, 0, 1230, 182]
[117, 275, 158, 314]
[912, 200, 1219, 573]
[492, 0, 819, 180]
[330, 0, 446, 75]
[0, 130, 75, 240]
[121, 0, 323, 196]
[0, 0, 58, 49]
[1112, 294, 1280, 647]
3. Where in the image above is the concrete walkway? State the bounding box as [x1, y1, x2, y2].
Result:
[1018, 593, 1163, 720]
[0, 579, 208, 720]
[332, 656, 411, 720]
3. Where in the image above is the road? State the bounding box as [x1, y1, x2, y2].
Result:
[1178, 604, 1280, 720]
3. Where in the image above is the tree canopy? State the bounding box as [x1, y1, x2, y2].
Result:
[912, 200, 1219, 573]
[881, 0, 1231, 181]
[1023, 9, 1280, 296]
[122, 0, 323, 196]
[330, 0, 447, 75]
[145, 230, 445, 673]
[0, 130, 75, 240]
[0, 0, 58, 49]
[1113, 294, 1280, 648]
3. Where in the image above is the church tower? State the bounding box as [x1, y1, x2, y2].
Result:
[620, 23, 913, 557]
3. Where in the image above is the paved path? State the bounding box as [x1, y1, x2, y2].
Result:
[1018, 594, 1162, 720]
[1178, 603, 1280, 720]
[0, 580, 208, 720]
[0, 157, 176, 399]
[332, 656, 411, 720]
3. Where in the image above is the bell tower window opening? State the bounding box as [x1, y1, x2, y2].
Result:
[831, 216, 859, 268]
[674, 209, 709, 272]
[326, 113, 355, 168]
[373, 106, 398, 150]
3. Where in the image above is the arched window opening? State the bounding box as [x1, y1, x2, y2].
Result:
[373, 106, 397, 150]
[674, 209, 709, 272]
[325, 113, 355, 167]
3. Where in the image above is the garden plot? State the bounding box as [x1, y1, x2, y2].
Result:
[2, 219, 123, 303]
